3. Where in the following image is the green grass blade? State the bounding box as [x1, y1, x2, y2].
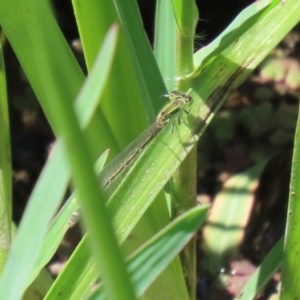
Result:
[203, 162, 267, 270]
[45, 235, 97, 299]
[0, 0, 84, 133]
[17, 12, 135, 300]
[171, 0, 198, 38]
[114, 0, 167, 117]
[24, 268, 54, 300]
[72, 0, 151, 150]
[113, 2, 193, 298]
[236, 238, 283, 300]
[26, 150, 109, 289]
[0, 13, 121, 298]
[72, 1, 124, 159]
[47, 201, 203, 300]
[75, 24, 119, 127]
[85, 205, 209, 299]
[127, 205, 208, 297]
[156, 2, 199, 298]
[0, 141, 70, 299]
[154, 0, 177, 89]
[51, 238, 95, 299]
[1, 1, 299, 298]
[0, 40, 11, 271]
[192, 0, 274, 76]
[43, 2, 300, 296]
[171, 0, 198, 75]
[280, 95, 300, 298]
[71, 0, 118, 71]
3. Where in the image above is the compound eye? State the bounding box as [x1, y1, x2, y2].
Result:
[168, 91, 176, 101]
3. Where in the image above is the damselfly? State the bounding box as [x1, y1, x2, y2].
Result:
[102, 91, 192, 187]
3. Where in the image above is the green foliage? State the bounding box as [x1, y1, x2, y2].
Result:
[0, 0, 299, 299]
[0, 40, 11, 270]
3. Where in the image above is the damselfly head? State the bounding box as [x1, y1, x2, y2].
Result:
[169, 91, 192, 104]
